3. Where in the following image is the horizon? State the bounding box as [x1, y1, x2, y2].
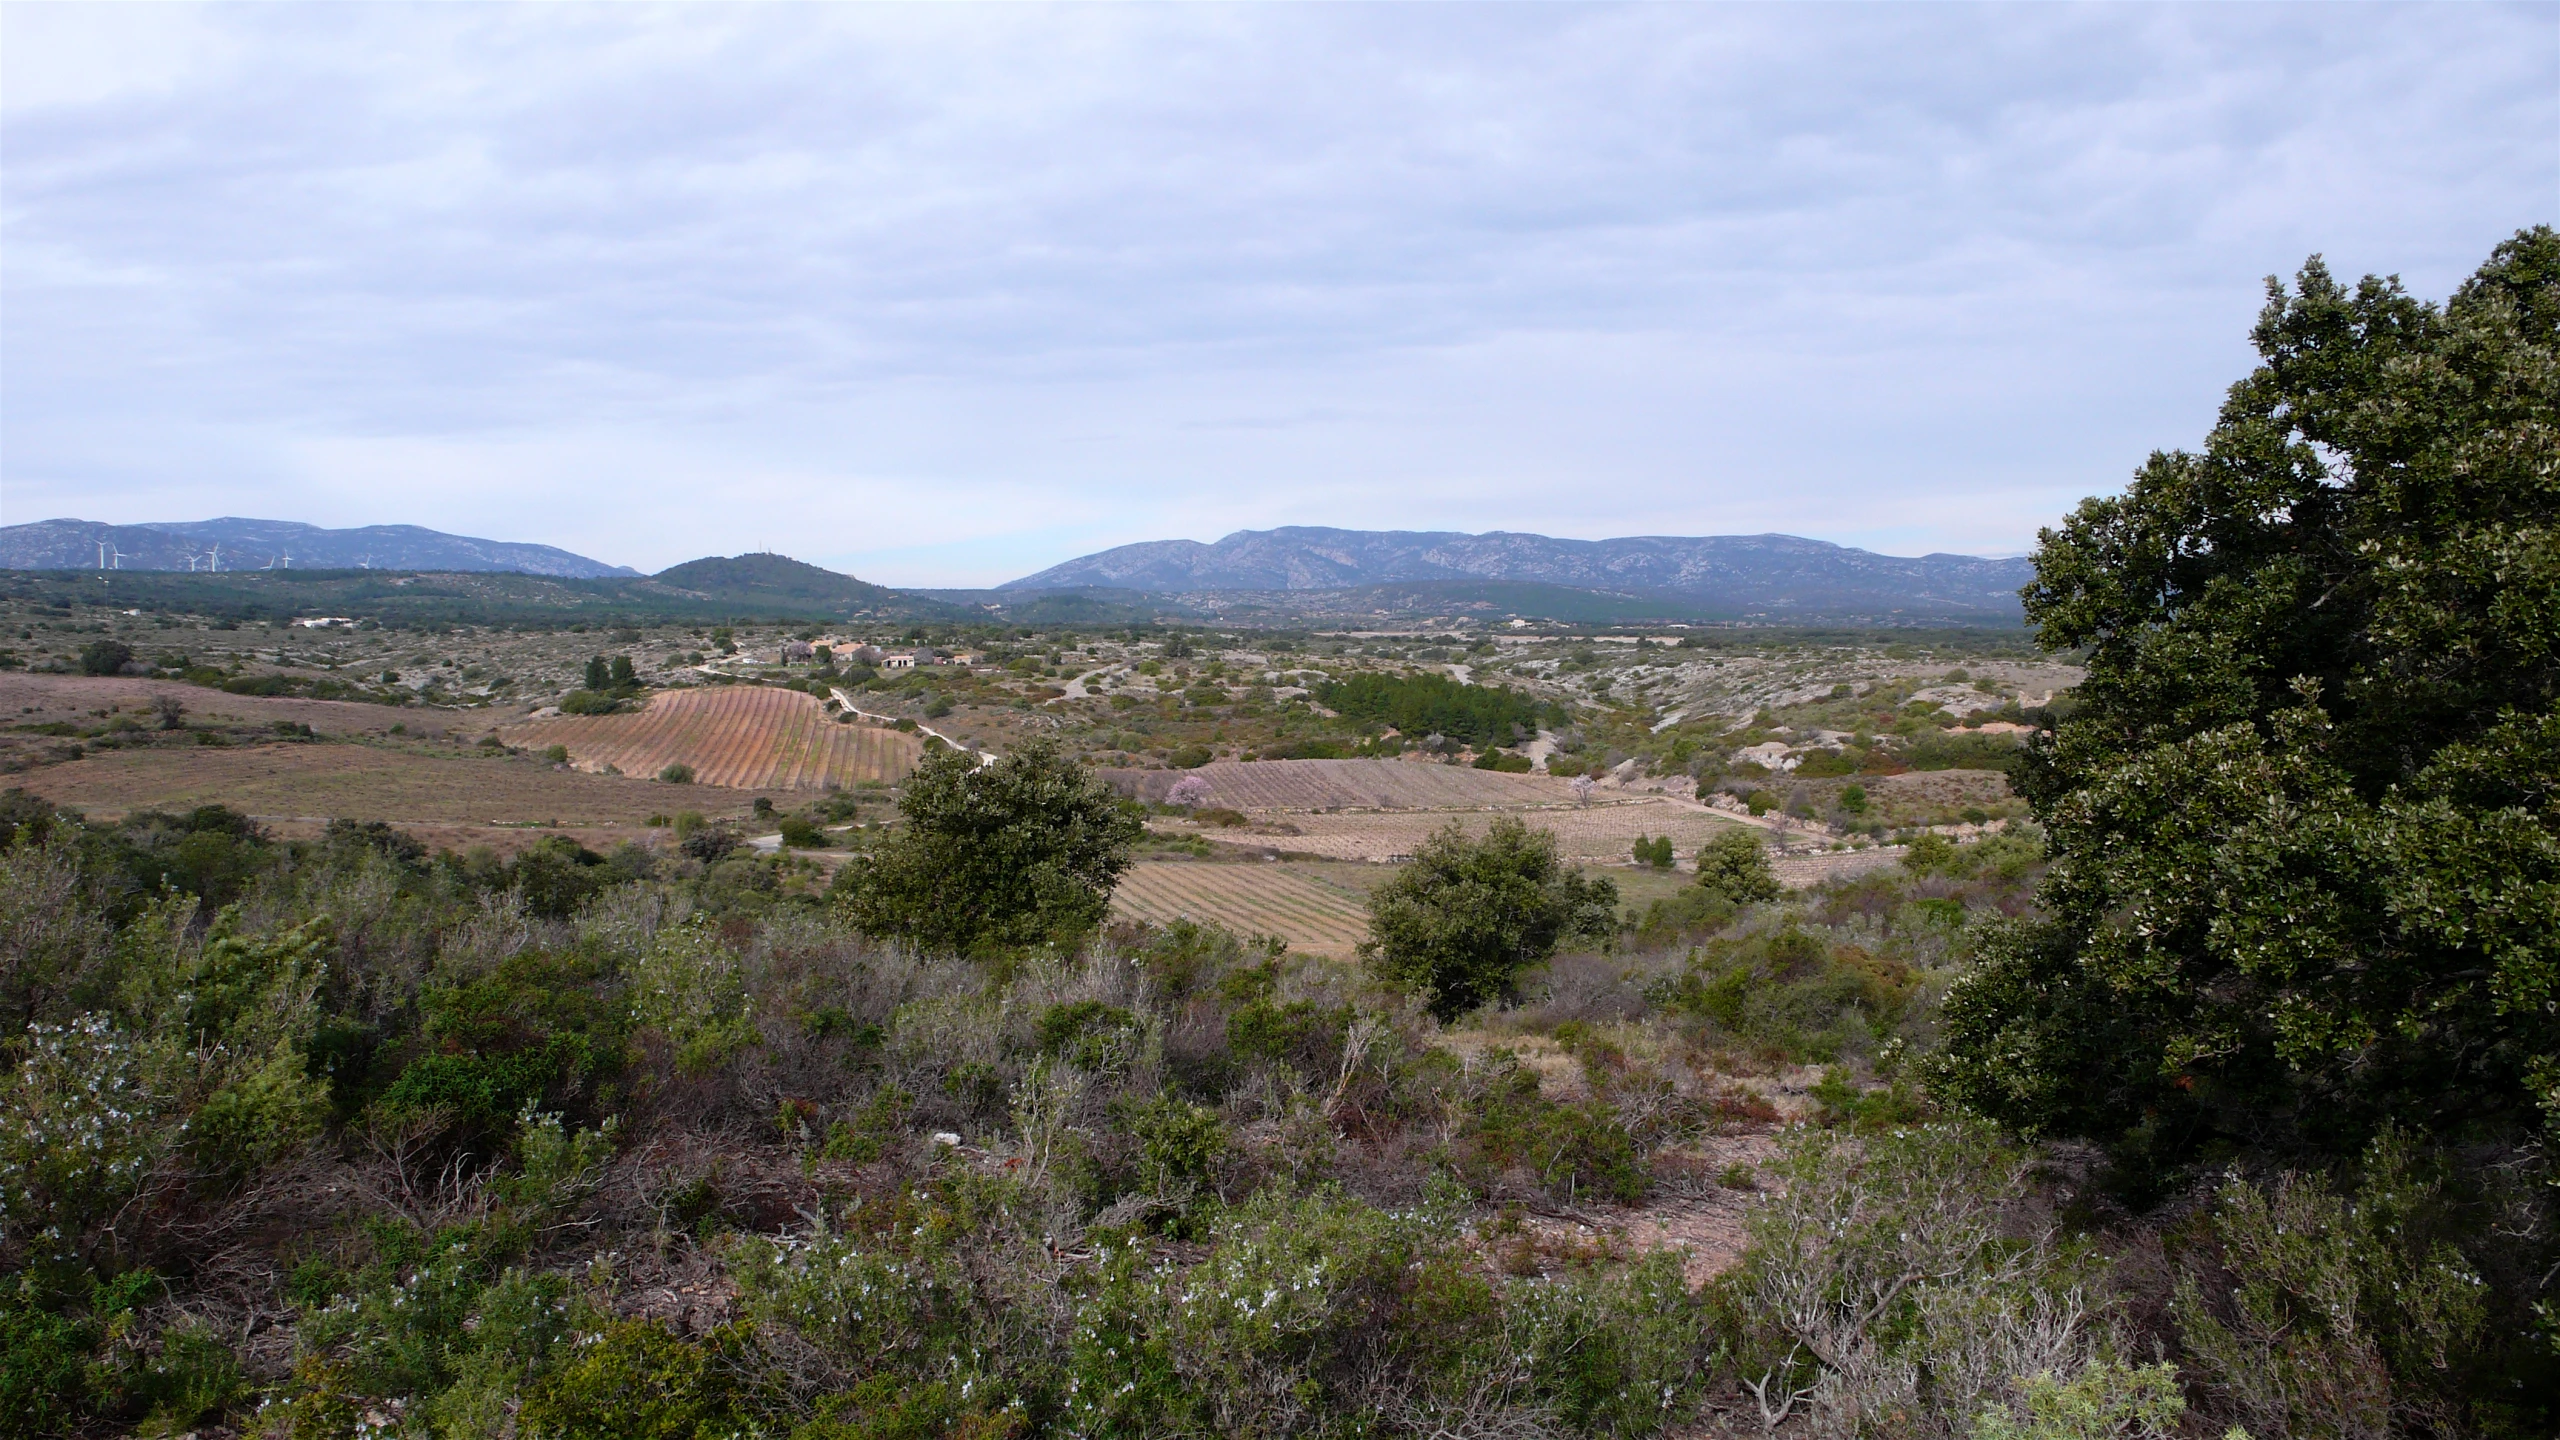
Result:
[3, 514, 2040, 589]
[4, 5, 2551, 585]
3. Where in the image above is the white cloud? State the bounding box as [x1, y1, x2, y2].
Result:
[2, 3, 2551, 582]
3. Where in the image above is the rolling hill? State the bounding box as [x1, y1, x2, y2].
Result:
[1001, 527, 2034, 621]
[0, 517, 636, 577]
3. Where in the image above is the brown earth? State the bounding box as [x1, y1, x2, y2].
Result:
[1103, 757, 1568, 810]
[10, 740, 796, 853]
[0, 671, 483, 738]
[500, 686, 922, 790]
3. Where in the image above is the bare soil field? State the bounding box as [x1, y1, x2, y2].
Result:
[1185, 797, 1756, 864]
[500, 686, 921, 790]
[0, 672, 475, 738]
[11, 741, 789, 836]
[1105, 757, 1566, 811]
[1111, 861, 1375, 957]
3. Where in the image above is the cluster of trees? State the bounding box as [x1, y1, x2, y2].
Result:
[1313, 670, 1552, 747]
[559, 654, 644, 714]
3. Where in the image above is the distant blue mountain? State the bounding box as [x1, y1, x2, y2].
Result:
[0, 516, 636, 578]
[1002, 526, 2033, 620]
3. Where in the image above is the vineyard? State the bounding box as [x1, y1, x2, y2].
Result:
[1192, 797, 1755, 864]
[500, 686, 923, 790]
[1111, 862, 1373, 957]
[12, 741, 729, 828]
[1105, 758, 1563, 811]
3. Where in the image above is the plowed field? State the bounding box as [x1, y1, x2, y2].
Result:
[1192, 799, 1756, 864]
[11, 742, 775, 827]
[1105, 758, 1564, 810]
[500, 687, 921, 790]
[1111, 863, 1373, 957]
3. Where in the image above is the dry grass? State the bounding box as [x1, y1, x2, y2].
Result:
[500, 686, 922, 790]
[12, 740, 788, 834]
[0, 671, 473, 738]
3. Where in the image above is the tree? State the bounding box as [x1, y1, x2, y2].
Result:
[1932, 229, 2560, 1172]
[1694, 828, 1781, 904]
[1362, 817, 1618, 1021]
[609, 656, 637, 689]
[583, 656, 611, 691]
[835, 739, 1143, 954]
[77, 640, 132, 677]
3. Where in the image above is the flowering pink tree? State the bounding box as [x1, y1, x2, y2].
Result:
[1570, 774, 1596, 807]
[1166, 774, 1214, 809]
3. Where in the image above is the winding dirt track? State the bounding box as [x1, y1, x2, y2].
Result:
[499, 687, 922, 790]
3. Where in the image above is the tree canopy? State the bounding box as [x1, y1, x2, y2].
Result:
[1362, 817, 1618, 1021]
[1933, 228, 2559, 1171]
[1314, 672, 1548, 747]
[834, 740, 1144, 954]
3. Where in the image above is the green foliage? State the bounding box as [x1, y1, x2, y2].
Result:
[1033, 1000, 1142, 1074]
[1458, 1056, 1649, 1204]
[1473, 749, 1535, 772]
[1362, 817, 1619, 1021]
[1692, 828, 1780, 904]
[1632, 834, 1675, 869]
[78, 639, 134, 676]
[1648, 925, 1916, 1063]
[1313, 670, 1545, 746]
[659, 762, 695, 784]
[2169, 1132, 2494, 1439]
[1117, 1095, 1228, 1202]
[520, 1318, 754, 1440]
[1733, 1120, 2105, 1438]
[1969, 1361, 2185, 1440]
[835, 740, 1144, 955]
[1935, 228, 2560, 1171]
[558, 688, 622, 715]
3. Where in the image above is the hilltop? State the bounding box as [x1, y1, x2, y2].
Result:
[1001, 526, 2034, 622]
[0, 516, 636, 577]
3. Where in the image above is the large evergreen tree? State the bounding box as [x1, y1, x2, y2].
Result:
[835, 740, 1143, 954]
[1933, 229, 2559, 1171]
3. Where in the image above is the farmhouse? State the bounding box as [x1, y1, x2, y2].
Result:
[880, 647, 940, 671]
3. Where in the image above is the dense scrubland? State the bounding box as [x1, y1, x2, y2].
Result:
[2, 235, 2551, 1440]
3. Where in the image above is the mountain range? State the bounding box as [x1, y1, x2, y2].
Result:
[2, 516, 2036, 624]
[0, 517, 636, 578]
[1001, 527, 2033, 620]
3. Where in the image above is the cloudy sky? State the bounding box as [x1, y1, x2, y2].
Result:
[4, 3, 2552, 585]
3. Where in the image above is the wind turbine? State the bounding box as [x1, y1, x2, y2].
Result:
[206, 543, 221, 573]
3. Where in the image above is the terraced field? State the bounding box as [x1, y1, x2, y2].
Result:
[1112, 862, 1373, 957]
[501, 686, 922, 790]
[1106, 758, 1565, 810]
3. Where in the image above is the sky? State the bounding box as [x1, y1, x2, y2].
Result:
[3, 4, 2553, 586]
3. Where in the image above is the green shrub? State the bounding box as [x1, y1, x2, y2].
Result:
[1693, 828, 1780, 904]
[658, 762, 694, 784]
[78, 640, 134, 676]
[1507, 1250, 1708, 1435]
[1363, 817, 1619, 1021]
[1459, 1058, 1648, 1205]
[1970, 1360, 2186, 1440]
[777, 816, 828, 849]
[1033, 1000, 1141, 1074]
[519, 1318, 753, 1440]
[1117, 1096, 1228, 1200]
